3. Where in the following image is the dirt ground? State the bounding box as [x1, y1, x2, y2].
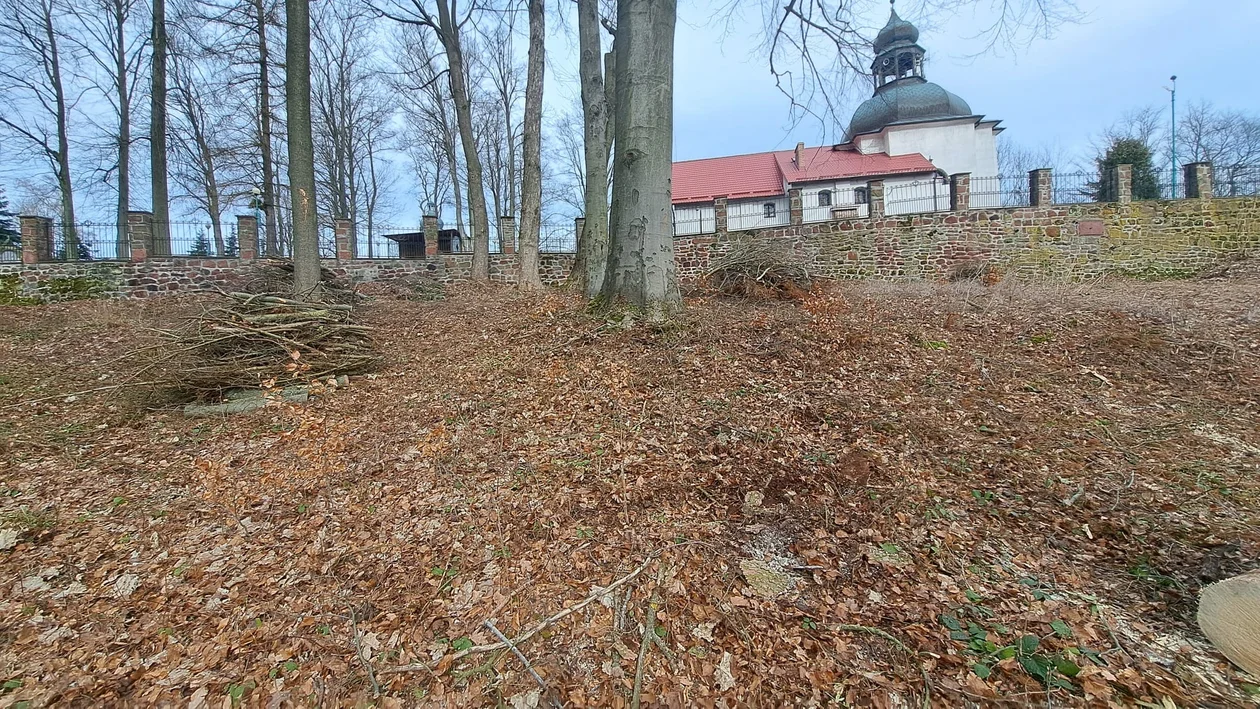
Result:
[1, 273, 1258, 707]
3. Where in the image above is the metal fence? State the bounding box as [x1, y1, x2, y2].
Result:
[728, 198, 790, 230]
[151, 222, 240, 257]
[1051, 172, 1096, 204]
[1214, 168, 1260, 197]
[885, 177, 950, 215]
[969, 175, 1031, 208]
[672, 205, 715, 235]
[540, 222, 577, 253]
[49, 223, 129, 261]
[0, 237, 18, 262]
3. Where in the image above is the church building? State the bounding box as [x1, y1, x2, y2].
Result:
[671, 3, 1002, 234]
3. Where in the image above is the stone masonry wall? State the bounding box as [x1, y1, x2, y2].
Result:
[675, 197, 1260, 281]
[4, 193, 1257, 302]
[0, 254, 575, 302]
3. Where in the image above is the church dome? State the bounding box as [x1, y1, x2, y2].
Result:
[848, 78, 973, 136]
[874, 8, 918, 53]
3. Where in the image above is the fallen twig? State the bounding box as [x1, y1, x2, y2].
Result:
[485, 619, 560, 708]
[383, 548, 663, 675]
[0, 380, 169, 410]
[349, 607, 381, 698]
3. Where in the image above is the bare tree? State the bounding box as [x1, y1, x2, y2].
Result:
[151, 0, 171, 250]
[286, 0, 321, 297]
[0, 0, 80, 251]
[375, 0, 492, 280]
[68, 0, 148, 256]
[516, 0, 544, 287]
[599, 0, 680, 317]
[478, 17, 523, 221]
[567, 0, 610, 296]
[1178, 102, 1260, 196]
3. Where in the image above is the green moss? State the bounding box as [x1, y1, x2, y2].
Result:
[1107, 265, 1200, 281]
[41, 273, 114, 300]
[0, 275, 38, 305]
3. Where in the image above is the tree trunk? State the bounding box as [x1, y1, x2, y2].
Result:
[568, 0, 609, 296]
[599, 0, 680, 318]
[437, 0, 489, 279]
[43, 1, 77, 252]
[254, 0, 279, 256]
[114, 0, 130, 260]
[516, 0, 544, 288]
[286, 0, 321, 298]
[150, 0, 170, 254]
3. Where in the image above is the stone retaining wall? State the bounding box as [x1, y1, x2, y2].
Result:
[675, 197, 1260, 281]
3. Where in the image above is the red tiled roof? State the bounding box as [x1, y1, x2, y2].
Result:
[672, 150, 785, 204]
[671, 146, 937, 204]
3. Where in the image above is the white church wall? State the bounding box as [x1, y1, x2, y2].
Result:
[854, 133, 886, 155]
[884, 120, 1000, 181]
[672, 204, 716, 235]
[728, 196, 790, 231]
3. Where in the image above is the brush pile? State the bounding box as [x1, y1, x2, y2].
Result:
[705, 239, 811, 298]
[164, 292, 378, 395]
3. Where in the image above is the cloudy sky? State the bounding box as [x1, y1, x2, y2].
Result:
[568, 0, 1257, 166]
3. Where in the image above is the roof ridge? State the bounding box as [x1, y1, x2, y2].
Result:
[673, 148, 786, 164]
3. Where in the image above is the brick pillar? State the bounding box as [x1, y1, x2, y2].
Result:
[574, 216, 586, 246]
[499, 215, 516, 254]
[1113, 164, 1133, 204]
[236, 215, 258, 261]
[949, 173, 971, 211]
[333, 218, 353, 261]
[788, 187, 803, 225]
[1184, 162, 1213, 199]
[1029, 168, 1053, 206]
[127, 211, 153, 262]
[422, 215, 439, 256]
[867, 180, 885, 219]
[20, 216, 53, 264]
[714, 196, 728, 234]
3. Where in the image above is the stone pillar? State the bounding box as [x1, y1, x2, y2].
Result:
[423, 215, 439, 256]
[1184, 162, 1213, 199]
[127, 211, 153, 262]
[499, 215, 516, 254]
[949, 173, 971, 211]
[714, 196, 728, 234]
[333, 218, 354, 261]
[574, 216, 586, 247]
[1029, 168, 1054, 207]
[1113, 164, 1133, 204]
[788, 187, 803, 225]
[867, 180, 885, 219]
[236, 215, 258, 261]
[20, 216, 53, 264]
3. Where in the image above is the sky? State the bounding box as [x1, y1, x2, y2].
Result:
[545, 0, 1258, 166]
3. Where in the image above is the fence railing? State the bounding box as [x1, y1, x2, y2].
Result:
[970, 175, 1030, 208]
[728, 199, 790, 231]
[802, 186, 868, 222]
[1051, 172, 1096, 204]
[51, 223, 129, 261]
[886, 178, 950, 215]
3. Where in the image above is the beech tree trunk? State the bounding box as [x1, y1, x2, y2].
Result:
[150, 0, 170, 254]
[113, 0, 130, 259]
[568, 0, 609, 296]
[286, 0, 322, 298]
[436, 0, 490, 279]
[516, 0, 544, 288]
[599, 0, 680, 318]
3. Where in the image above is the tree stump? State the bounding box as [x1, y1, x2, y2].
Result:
[1198, 571, 1260, 677]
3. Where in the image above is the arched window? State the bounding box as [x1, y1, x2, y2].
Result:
[763, 203, 776, 219]
[817, 190, 832, 207]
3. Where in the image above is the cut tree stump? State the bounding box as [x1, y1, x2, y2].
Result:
[1198, 571, 1260, 677]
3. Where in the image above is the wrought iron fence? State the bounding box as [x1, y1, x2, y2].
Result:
[1213, 165, 1260, 197]
[1145, 169, 1185, 201]
[969, 175, 1030, 208]
[0, 237, 18, 262]
[672, 205, 715, 235]
[49, 223, 129, 261]
[885, 177, 950, 215]
[802, 186, 868, 221]
[1051, 172, 1097, 204]
[151, 222, 239, 257]
[540, 222, 577, 253]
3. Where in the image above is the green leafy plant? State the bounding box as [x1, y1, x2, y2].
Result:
[450, 636, 473, 651]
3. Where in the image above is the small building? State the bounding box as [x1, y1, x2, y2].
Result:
[382, 228, 466, 257]
[671, 4, 1002, 231]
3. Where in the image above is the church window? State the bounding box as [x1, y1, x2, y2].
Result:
[763, 203, 776, 219]
[817, 190, 832, 207]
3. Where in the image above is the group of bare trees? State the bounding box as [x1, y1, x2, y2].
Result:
[3, 0, 1085, 310]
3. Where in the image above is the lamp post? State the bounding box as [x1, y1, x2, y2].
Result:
[1166, 75, 1177, 196]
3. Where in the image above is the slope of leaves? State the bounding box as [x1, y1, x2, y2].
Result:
[1, 275, 1257, 707]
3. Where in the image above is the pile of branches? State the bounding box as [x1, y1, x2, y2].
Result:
[239, 263, 356, 303]
[161, 292, 379, 395]
[705, 239, 812, 298]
